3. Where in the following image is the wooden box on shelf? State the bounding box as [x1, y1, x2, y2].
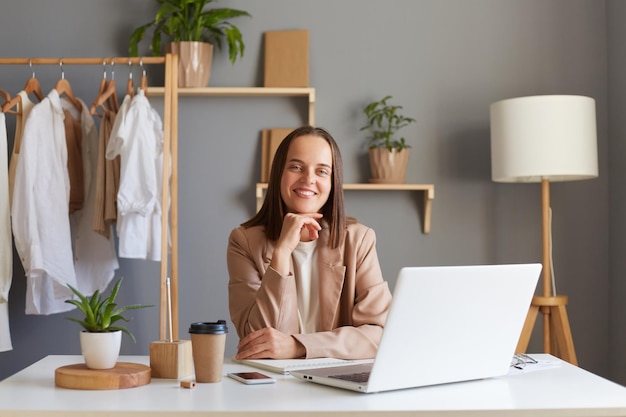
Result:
[264, 29, 309, 87]
[261, 128, 294, 182]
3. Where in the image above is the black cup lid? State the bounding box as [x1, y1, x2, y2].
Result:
[188, 320, 228, 334]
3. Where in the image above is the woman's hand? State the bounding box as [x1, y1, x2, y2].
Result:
[279, 212, 322, 248]
[235, 327, 306, 360]
[271, 212, 322, 275]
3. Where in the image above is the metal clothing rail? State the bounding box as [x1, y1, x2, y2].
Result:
[0, 54, 180, 343]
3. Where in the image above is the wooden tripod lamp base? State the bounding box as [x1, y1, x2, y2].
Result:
[516, 295, 578, 365]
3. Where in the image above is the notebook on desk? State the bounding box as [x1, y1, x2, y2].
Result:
[236, 357, 372, 375]
[290, 263, 541, 393]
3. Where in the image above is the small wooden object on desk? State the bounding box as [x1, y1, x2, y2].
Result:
[180, 380, 196, 389]
[150, 340, 192, 378]
[150, 277, 193, 379]
[55, 362, 151, 390]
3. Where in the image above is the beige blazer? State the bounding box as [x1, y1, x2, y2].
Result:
[227, 220, 392, 359]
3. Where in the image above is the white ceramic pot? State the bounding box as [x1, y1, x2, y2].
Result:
[80, 330, 122, 369]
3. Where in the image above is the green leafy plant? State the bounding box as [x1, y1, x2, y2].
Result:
[360, 95, 416, 152]
[128, 0, 251, 64]
[65, 278, 153, 343]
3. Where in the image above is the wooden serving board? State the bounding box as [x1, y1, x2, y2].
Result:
[55, 362, 151, 390]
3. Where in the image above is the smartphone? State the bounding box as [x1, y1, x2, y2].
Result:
[228, 372, 276, 385]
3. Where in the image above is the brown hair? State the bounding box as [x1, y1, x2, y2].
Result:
[242, 126, 346, 248]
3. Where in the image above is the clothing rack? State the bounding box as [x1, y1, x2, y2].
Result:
[0, 55, 181, 342]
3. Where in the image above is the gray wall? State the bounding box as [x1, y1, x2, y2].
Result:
[608, 0, 626, 386]
[0, 0, 619, 383]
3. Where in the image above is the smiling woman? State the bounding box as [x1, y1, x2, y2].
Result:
[226, 126, 392, 361]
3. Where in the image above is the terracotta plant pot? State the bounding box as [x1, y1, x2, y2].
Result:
[166, 41, 214, 87]
[368, 148, 410, 184]
[80, 330, 122, 369]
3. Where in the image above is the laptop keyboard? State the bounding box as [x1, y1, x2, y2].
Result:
[328, 371, 370, 383]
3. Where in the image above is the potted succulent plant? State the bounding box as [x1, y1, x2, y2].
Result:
[65, 277, 153, 369]
[128, 0, 251, 87]
[360, 95, 416, 183]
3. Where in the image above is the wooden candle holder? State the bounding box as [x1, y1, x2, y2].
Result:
[150, 340, 192, 379]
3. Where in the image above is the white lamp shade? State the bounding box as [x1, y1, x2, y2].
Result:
[490, 95, 598, 183]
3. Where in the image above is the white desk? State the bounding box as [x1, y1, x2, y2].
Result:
[1, 354, 626, 416]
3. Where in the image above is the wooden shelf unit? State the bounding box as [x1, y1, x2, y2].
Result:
[256, 183, 435, 234]
[145, 85, 435, 234]
[145, 86, 316, 125]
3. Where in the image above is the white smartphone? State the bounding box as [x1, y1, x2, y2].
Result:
[227, 372, 276, 385]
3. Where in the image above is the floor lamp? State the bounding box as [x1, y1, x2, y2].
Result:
[490, 95, 598, 365]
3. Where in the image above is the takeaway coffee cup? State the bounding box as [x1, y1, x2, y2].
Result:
[188, 320, 228, 383]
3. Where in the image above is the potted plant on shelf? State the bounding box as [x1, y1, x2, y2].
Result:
[65, 277, 153, 370]
[360, 95, 416, 183]
[128, 0, 251, 87]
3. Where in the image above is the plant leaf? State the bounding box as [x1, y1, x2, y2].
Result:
[109, 326, 137, 343]
[64, 277, 151, 339]
[361, 96, 415, 150]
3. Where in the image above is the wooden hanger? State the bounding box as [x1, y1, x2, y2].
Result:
[0, 88, 10, 103]
[1, 91, 20, 114]
[104, 61, 118, 111]
[1, 59, 44, 113]
[126, 58, 135, 98]
[90, 60, 113, 116]
[95, 60, 108, 99]
[0, 88, 18, 115]
[140, 58, 148, 96]
[89, 59, 118, 115]
[24, 78, 44, 102]
[56, 78, 82, 112]
[89, 78, 118, 114]
[55, 59, 82, 112]
[23, 59, 43, 101]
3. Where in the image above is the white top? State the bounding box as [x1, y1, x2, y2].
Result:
[11, 90, 76, 315]
[62, 98, 119, 296]
[293, 239, 319, 333]
[8, 91, 36, 209]
[106, 91, 165, 261]
[1, 355, 626, 416]
[0, 113, 12, 351]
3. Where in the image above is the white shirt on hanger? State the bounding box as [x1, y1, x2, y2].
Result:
[62, 97, 119, 297]
[11, 89, 76, 315]
[8, 91, 36, 209]
[106, 90, 165, 261]
[0, 113, 13, 351]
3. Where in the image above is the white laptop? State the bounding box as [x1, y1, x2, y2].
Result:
[290, 263, 541, 393]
